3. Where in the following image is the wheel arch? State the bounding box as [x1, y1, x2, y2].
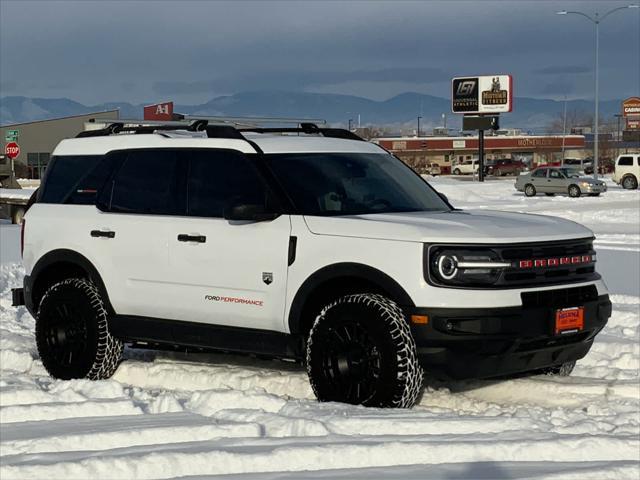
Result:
[29, 249, 113, 315]
[288, 263, 415, 336]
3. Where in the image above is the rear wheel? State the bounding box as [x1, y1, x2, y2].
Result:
[35, 278, 123, 380]
[622, 175, 638, 190]
[453, 168, 461, 175]
[568, 185, 581, 198]
[524, 184, 536, 197]
[306, 293, 423, 408]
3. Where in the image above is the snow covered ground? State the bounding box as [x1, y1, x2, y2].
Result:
[1, 177, 639, 479]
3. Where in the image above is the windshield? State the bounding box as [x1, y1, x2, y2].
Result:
[266, 153, 451, 216]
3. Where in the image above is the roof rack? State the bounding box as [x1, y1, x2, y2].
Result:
[76, 118, 363, 142]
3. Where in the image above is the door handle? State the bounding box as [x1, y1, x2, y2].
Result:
[177, 234, 206, 243]
[90, 230, 115, 238]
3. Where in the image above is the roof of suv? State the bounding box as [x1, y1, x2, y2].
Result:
[52, 132, 383, 156]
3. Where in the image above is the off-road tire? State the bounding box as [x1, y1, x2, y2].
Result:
[622, 175, 638, 190]
[543, 361, 576, 377]
[568, 185, 581, 198]
[524, 184, 536, 197]
[35, 278, 123, 380]
[453, 168, 461, 175]
[306, 293, 424, 408]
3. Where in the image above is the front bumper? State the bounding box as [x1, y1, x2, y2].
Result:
[407, 285, 611, 380]
[581, 183, 607, 193]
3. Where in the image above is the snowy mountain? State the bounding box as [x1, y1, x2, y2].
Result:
[1, 92, 621, 130]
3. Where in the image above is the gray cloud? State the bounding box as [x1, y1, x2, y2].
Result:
[534, 65, 591, 75]
[1, 1, 638, 104]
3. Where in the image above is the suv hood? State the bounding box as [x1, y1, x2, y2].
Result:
[304, 210, 593, 244]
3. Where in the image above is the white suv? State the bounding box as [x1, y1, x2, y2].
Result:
[612, 154, 640, 189]
[452, 159, 478, 175]
[12, 121, 612, 408]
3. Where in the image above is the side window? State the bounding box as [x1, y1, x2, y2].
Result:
[617, 156, 633, 166]
[532, 169, 547, 178]
[40, 155, 103, 204]
[549, 170, 562, 179]
[187, 150, 269, 218]
[108, 150, 184, 215]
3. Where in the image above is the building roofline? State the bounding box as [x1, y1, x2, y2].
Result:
[1, 109, 120, 128]
[375, 134, 585, 141]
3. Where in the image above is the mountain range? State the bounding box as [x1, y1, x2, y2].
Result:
[0, 91, 622, 132]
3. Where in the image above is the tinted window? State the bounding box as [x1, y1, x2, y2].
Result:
[266, 153, 449, 216]
[618, 156, 633, 166]
[108, 150, 184, 215]
[532, 169, 547, 178]
[40, 155, 103, 203]
[188, 150, 269, 218]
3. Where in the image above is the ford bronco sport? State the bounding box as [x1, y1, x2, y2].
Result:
[12, 120, 612, 408]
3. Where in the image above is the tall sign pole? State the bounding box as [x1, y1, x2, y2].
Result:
[452, 75, 512, 183]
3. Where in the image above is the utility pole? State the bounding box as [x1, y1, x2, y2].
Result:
[348, 119, 353, 131]
[557, 4, 639, 178]
[561, 95, 567, 165]
[417, 116, 422, 137]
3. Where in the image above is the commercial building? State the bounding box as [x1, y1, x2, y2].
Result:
[374, 134, 586, 174]
[1, 110, 118, 179]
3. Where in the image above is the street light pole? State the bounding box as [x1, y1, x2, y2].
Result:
[556, 4, 638, 179]
[417, 116, 422, 137]
[348, 119, 353, 131]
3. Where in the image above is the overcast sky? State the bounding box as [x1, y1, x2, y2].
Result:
[1, 0, 638, 105]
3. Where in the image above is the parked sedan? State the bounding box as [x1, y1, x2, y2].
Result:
[515, 167, 607, 198]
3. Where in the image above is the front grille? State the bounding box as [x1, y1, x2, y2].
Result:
[496, 238, 597, 288]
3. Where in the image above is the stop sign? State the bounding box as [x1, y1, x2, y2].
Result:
[5, 142, 20, 159]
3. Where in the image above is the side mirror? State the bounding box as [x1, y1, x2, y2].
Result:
[224, 202, 279, 222]
[437, 191, 450, 204]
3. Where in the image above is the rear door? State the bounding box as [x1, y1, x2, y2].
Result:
[530, 168, 548, 191]
[93, 150, 186, 318]
[166, 149, 291, 332]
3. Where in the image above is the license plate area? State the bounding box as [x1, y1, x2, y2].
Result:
[555, 307, 584, 335]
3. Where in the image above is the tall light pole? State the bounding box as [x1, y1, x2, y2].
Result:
[417, 116, 422, 137]
[557, 4, 639, 179]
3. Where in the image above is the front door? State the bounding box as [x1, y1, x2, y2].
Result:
[548, 169, 566, 193]
[167, 149, 291, 332]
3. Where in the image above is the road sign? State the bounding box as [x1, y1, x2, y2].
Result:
[5, 135, 17, 142]
[5, 142, 20, 160]
[6, 129, 19, 137]
[452, 75, 513, 114]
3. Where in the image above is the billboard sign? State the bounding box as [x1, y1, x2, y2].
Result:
[452, 75, 513, 114]
[143, 101, 174, 120]
[622, 97, 640, 117]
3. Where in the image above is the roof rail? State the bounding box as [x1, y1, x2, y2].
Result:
[76, 118, 363, 142]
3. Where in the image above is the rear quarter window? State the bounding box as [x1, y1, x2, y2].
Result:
[617, 156, 633, 166]
[39, 155, 106, 204]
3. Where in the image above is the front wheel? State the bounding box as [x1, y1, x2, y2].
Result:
[524, 184, 536, 197]
[306, 293, 424, 408]
[35, 278, 123, 380]
[453, 168, 461, 175]
[568, 185, 581, 198]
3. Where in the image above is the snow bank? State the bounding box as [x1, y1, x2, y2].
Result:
[1, 177, 638, 479]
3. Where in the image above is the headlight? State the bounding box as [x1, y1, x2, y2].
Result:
[580, 181, 590, 187]
[429, 247, 512, 287]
